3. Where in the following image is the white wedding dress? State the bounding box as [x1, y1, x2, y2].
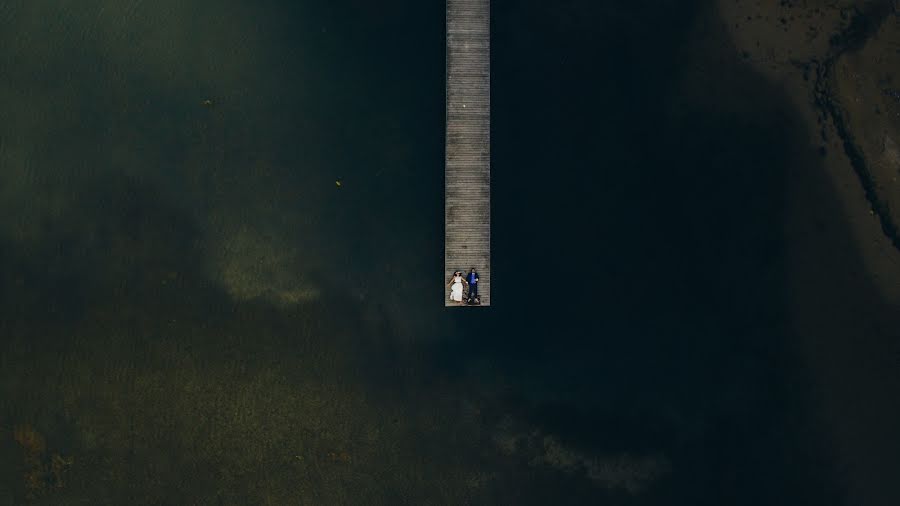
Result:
[450, 275, 464, 302]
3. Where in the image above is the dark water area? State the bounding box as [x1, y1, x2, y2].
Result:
[445, 1, 838, 504]
[0, 0, 888, 504]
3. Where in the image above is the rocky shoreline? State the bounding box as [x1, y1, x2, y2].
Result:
[810, 1, 900, 251]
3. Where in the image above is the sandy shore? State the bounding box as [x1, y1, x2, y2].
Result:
[717, 2, 900, 504]
[719, 0, 900, 302]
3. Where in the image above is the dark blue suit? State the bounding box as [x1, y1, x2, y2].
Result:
[466, 271, 479, 299]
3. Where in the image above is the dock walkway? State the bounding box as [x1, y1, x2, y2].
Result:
[445, 0, 490, 307]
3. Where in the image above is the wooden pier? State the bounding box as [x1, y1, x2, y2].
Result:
[445, 0, 490, 306]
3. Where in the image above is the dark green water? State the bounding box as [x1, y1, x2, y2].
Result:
[0, 0, 887, 504]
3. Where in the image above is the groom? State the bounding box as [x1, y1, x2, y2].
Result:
[466, 268, 479, 303]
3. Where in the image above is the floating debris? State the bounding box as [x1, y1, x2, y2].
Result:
[335, 179, 343, 188]
[201, 99, 214, 107]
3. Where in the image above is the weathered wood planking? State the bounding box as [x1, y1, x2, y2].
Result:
[445, 0, 490, 306]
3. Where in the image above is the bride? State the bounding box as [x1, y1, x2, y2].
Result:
[448, 271, 466, 303]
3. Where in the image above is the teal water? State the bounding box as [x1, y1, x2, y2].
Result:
[0, 0, 887, 504]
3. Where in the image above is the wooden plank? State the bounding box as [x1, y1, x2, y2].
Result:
[445, 0, 490, 307]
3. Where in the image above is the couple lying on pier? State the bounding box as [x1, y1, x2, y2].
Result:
[448, 268, 480, 305]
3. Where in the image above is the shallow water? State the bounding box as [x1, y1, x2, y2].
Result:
[0, 0, 885, 504]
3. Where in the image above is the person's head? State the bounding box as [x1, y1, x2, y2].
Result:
[470, 268, 476, 273]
